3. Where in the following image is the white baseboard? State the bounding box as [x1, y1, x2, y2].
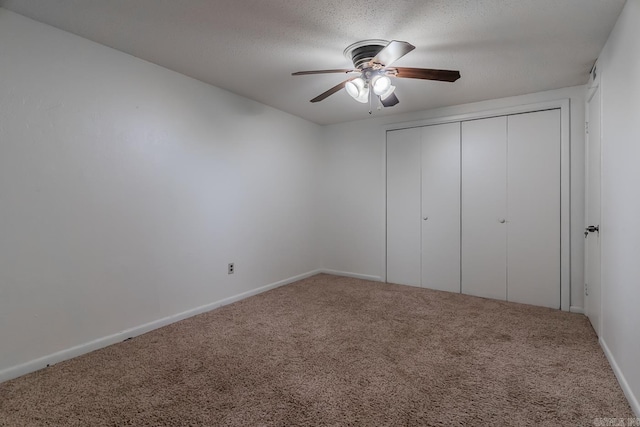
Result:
[319, 269, 383, 282]
[0, 269, 322, 384]
[600, 337, 640, 417]
[570, 306, 585, 314]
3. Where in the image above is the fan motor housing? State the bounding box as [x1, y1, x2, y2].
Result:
[344, 39, 388, 70]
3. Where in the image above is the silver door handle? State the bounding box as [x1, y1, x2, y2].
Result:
[498, 218, 506, 224]
[423, 216, 428, 221]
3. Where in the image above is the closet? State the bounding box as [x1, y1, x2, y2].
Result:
[386, 109, 561, 309]
[387, 123, 461, 292]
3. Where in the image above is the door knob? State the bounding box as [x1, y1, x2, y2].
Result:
[423, 216, 428, 221]
[498, 218, 506, 224]
[584, 225, 599, 237]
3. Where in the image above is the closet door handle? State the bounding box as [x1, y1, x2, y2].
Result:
[423, 216, 428, 221]
[498, 218, 506, 224]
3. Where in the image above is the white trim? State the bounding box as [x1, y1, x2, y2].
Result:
[384, 98, 572, 311]
[0, 269, 322, 384]
[586, 84, 599, 104]
[560, 98, 571, 312]
[569, 306, 585, 314]
[600, 338, 640, 417]
[584, 81, 603, 339]
[320, 269, 384, 282]
[382, 99, 572, 132]
[382, 134, 389, 282]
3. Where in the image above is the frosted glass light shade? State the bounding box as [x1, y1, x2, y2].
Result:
[345, 78, 365, 98]
[345, 77, 369, 103]
[379, 84, 396, 100]
[372, 75, 392, 95]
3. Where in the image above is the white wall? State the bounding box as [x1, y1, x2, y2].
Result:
[320, 86, 586, 311]
[0, 9, 323, 380]
[596, 0, 640, 416]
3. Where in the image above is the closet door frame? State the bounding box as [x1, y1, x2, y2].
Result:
[384, 99, 571, 312]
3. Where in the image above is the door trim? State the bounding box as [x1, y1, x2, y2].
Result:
[585, 80, 602, 334]
[384, 98, 571, 311]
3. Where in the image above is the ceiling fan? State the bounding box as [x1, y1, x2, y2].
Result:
[292, 39, 461, 110]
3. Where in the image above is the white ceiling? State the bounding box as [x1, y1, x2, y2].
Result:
[0, 0, 625, 125]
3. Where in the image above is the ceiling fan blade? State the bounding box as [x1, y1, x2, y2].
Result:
[292, 69, 357, 76]
[380, 93, 399, 107]
[393, 67, 461, 82]
[310, 78, 354, 103]
[372, 40, 415, 67]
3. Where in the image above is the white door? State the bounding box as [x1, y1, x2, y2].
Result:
[386, 128, 422, 286]
[421, 123, 461, 293]
[586, 87, 602, 335]
[506, 110, 561, 309]
[461, 117, 508, 300]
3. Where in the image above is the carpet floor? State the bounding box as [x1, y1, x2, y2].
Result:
[0, 274, 633, 426]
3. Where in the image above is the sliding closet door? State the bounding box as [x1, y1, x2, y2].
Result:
[461, 117, 508, 300]
[507, 110, 561, 308]
[421, 123, 460, 292]
[387, 128, 421, 286]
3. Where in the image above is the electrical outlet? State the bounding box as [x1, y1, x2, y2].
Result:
[228, 263, 234, 275]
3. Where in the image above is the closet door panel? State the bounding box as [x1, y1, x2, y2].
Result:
[421, 123, 461, 292]
[507, 110, 561, 308]
[386, 128, 422, 286]
[461, 117, 508, 300]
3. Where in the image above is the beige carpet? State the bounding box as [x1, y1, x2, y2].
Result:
[0, 274, 633, 426]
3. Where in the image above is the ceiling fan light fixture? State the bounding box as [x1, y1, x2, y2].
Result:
[354, 86, 370, 103]
[379, 84, 396, 100]
[344, 79, 360, 98]
[372, 75, 392, 95]
[292, 39, 460, 107]
[345, 77, 369, 103]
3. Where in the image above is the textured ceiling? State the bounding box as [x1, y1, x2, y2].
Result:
[0, 0, 626, 125]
